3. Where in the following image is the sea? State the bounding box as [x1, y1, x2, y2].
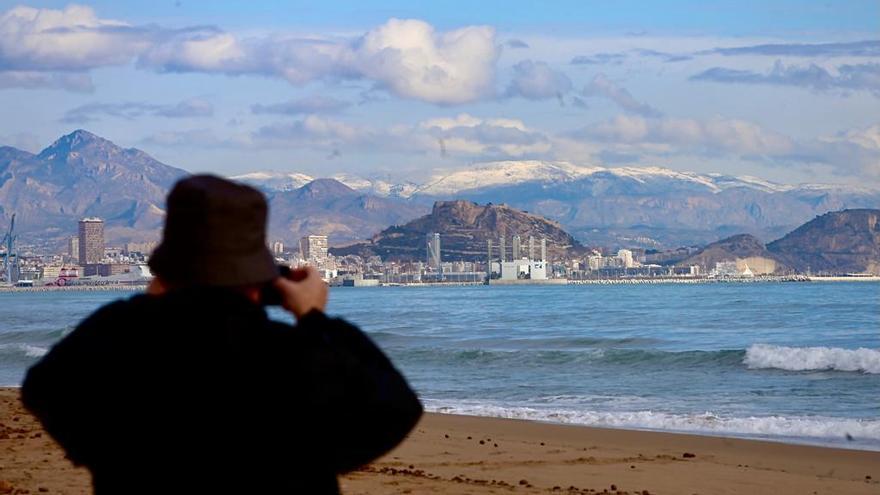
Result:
[1, 282, 878, 450]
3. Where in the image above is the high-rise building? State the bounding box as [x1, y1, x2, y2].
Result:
[540, 238, 547, 262]
[78, 218, 104, 265]
[426, 233, 441, 269]
[299, 235, 328, 266]
[512, 235, 521, 260]
[272, 241, 284, 256]
[528, 236, 535, 260]
[67, 236, 79, 261]
[617, 249, 634, 268]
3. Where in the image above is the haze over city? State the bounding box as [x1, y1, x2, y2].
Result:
[0, 0, 878, 187]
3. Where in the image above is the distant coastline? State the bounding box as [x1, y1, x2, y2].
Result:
[1, 275, 878, 293]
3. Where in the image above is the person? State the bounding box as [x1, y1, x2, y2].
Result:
[21, 175, 423, 494]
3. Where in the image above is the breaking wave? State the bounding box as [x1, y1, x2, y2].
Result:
[424, 399, 880, 450]
[744, 344, 880, 374]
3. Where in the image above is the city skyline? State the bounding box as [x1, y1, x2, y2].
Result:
[0, 1, 877, 187]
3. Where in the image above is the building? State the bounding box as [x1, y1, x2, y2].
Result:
[512, 235, 521, 260]
[271, 241, 284, 256]
[67, 236, 79, 261]
[617, 249, 634, 268]
[426, 233, 441, 269]
[299, 235, 328, 266]
[123, 241, 157, 256]
[78, 218, 104, 265]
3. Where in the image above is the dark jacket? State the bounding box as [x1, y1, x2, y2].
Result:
[21, 288, 423, 494]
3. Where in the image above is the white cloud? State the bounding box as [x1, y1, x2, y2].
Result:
[583, 74, 662, 117]
[576, 114, 794, 156]
[0, 5, 148, 71]
[0, 6, 499, 103]
[418, 113, 551, 157]
[504, 60, 572, 100]
[140, 18, 499, 104]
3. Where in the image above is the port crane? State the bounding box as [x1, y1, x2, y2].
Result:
[2, 214, 16, 283]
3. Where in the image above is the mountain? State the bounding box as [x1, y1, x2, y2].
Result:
[0, 131, 426, 246]
[232, 170, 420, 199]
[767, 209, 880, 275]
[0, 130, 188, 242]
[411, 161, 880, 249]
[678, 234, 785, 274]
[240, 161, 880, 249]
[332, 200, 584, 261]
[266, 179, 428, 245]
[229, 171, 314, 192]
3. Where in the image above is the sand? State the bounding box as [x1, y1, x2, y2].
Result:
[0, 388, 876, 494]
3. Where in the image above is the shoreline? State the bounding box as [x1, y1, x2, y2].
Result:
[1, 388, 877, 494]
[0, 275, 877, 293]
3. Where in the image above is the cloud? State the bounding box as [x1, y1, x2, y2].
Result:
[0, 5, 151, 71]
[0, 6, 499, 103]
[800, 124, 880, 177]
[247, 112, 550, 159]
[631, 48, 692, 63]
[582, 74, 662, 117]
[0, 70, 93, 92]
[706, 39, 880, 58]
[575, 114, 794, 156]
[568, 114, 880, 178]
[504, 60, 572, 100]
[418, 113, 551, 157]
[251, 95, 351, 115]
[570, 53, 626, 65]
[504, 38, 529, 49]
[690, 61, 880, 96]
[61, 98, 214, 123]
[140, 18, 499, 104]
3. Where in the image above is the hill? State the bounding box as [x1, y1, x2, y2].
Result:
[332, 200, 584, 261]
[678, 234, 784, 274]
[767, 209, 880, 275]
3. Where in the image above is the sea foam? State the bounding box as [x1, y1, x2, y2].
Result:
[744, 344, 880, 374]
[423, 399, 880, 450]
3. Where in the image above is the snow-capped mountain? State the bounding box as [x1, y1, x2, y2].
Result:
[233, 161, 805, 199]
[231, 170, 420, 199]
[415, 161, 797, 196]
[229, 171, 315, 192]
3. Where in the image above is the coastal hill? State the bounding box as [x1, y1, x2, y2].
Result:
[678, 234, 784, 274]
[767, 209, 880, 275]
[678, 209, 880, 274]
[332, 200, 584, 261]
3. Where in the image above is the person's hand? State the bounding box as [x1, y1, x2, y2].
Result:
[272, 266, 328, 319]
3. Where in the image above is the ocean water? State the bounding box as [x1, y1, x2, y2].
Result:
[1, 282, 878, 450]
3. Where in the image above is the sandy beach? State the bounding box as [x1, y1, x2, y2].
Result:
[0, 388, 876, 494]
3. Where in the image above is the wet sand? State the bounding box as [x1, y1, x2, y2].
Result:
[1, 388, 876, 494]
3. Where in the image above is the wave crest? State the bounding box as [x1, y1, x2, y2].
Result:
[744, 344, 880, 374]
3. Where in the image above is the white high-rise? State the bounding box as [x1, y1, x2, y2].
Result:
[426, 233, 441, 269]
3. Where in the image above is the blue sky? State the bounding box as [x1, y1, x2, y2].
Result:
[0, 0, 878, 185]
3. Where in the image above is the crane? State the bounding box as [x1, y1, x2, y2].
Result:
[2, 214, 16, 283]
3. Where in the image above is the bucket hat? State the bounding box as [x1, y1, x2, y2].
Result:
[148, 175, 277, 287]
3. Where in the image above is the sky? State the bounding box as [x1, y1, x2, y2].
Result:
[0, 0, 878, 186]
